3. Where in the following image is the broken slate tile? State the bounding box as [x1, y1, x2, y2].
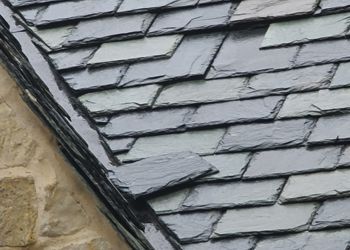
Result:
[49, 47, 96, 71]
[214, 203, 317, 237]
[117, 0, 199, 13]
[280, 169, 350, 202]
[105, 138, 135, 153]
[244, 146, 341, 179]
[160, 211, 221, 243]
[330, 62, 350, 88]
[320, 0, 350, 12]
[218, 119, 313, 152]
[148, 188, 190, 214]
[207, 29, 297, 78]
[183, 237, 256, 250]
[111, 152, 216, 198]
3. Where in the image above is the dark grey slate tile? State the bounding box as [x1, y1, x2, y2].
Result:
[148, 188, 190, 214]
[160, 211, 221, 243]
[244, 146, 341, 179]
[111, 151, 216, 198]
[218, 119, 314, 153]
[214, 204, 317, 237]
[182, 179, 284, 210]
[144, 223, 176, 250]
[117, 0, 199, 13]
[187, 96, 283, 128]
[207, 29, 297, 79]
[320, 0, 350, 12]
[330, 62, 350, 88]
[105, 138, 135, 153]
[280, 169, 350, 202]
[337, 146, 350, 166]
[230, 0, 318, 24]
[148, 3, 232, 36]
[183, 237, 256, 250]
[100, 108, 194, 137]
[120, 33, 225, 87]
[49, 47, 96, 71]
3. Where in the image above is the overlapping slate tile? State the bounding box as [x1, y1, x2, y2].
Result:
[49, 47, 96, 70]
[183, 237, 256, 250]
[148, 2, 232, 35]
[19, 7, 42, 24]
[8, 0, 60, 7]
[148, 188, 190, 214]
[214, 204, 317, 237]
[218, 119, 314, 152]
[117, 0, 199, 13]
[120, 33, 225, 86]
[337, 146, 350, 166]
[330, 62, 350, 88]
[198, 0, 230, 4]
[280, 169, 350, 202]
[245, 146, 341, 179]
[207, 29, 297, 78]
[105, 138, 135, 153]
[30, 25, 74, 50]
[111, 151, 216, 198]
[320, 0, 350, 13]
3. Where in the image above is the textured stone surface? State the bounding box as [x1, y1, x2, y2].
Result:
[281, 169, 350, 202]
[245, 146, 341, 178]
[160, 211, 221, 243]
[8, 0, 60, 7]
[49, 47, 96, 70]
[218, 119, 313, 152]
[208, 29, 297, 78]
[112, 152, 216, 197]
[331, 62, 350, 88]
[148, 188, 189, 214]
[106, 138, 135, 153]
[31, 25, 74, 50]
[320, 0, 350, 12]
[183, 237, 256, 250]
[118, 0, 199, 13]
[214, 204, 316, 237]
[54, 238, 114, 250]
[338, 146, 350, 166]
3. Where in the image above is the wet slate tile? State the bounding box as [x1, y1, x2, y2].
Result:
[187, 96, 283, 128]
[218, 119, 313, 153]
[154, 77, 246, 107]
[30, 25, 74, 50]
[148, 188, 190, 214]
[207, 29, 297, 79]
[330, 62, 350, 88]
[88, 35, 182, 66]
[111, 151, 216, 198]
[160, 211, 221, 243]
[124, 129, 225, 161]
[120, 33, 225, 87]
[244, 64, 333, 98]
[244, 146, 341, 179]
[79, 84, 160, 114]
[105, 138, 135, 153]
[49, 47, 96, 71]
[148, 3, 232, 36]
[117, 0, 199, 13]
[280, 169, 350, 202]
[320, 0, 350, 12]
[182, 179, 284, 211]
[230, 0, 318, 24]
[278, 88, 350, 118]
[214, 204, 317, 237]
[337, 146, 350, 166]
[100, 108, 194, 137]
[183, 237, 256, 250]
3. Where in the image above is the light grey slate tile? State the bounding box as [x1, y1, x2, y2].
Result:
[105, 138, 135, 153]
[19, 7, 42, 24]
[320, 0, 350, 12]
[245, 146, 341, 179]
[218, 119, 314, 152]
[49, 47, 96, 71]
[111, 151, 216, 198]
[117, 0, 199, 13]
[330, 62, 350, 88]
[30, 25, 74, 50]
[148, 188, 190, 214]
[9, 0, 60, 7]
[160, 211, 221, 243]
[338, 146, 350, 166]
[144, 223, 176, 250]
[280, 169, 350, 202]
[93, 116, 110, 125]
[198, 0, 230, 4]
[214, 204, 317, 237]
[183, 237, 256, 250]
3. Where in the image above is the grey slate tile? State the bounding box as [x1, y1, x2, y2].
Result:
[105, 138, 135, 153]
[244, 146, 341, 179]
[182, 179, 285, 210]
[280, 169, 350, 202]
[187, 96, 283, 128]
[8, 0, 60, 7]
[117, 0, 199, 13]
[218, 119, 314, 153]
[160, 211, 221, 243]
[19, 7, 42, 24]
[198, 0, 230, 4]
[182, 237, 256, 250]
[330, 62, 350, 88]
[207, 29, 297, 78]
[214, 204, 317, 237]
[148, 3, 232, 36]
[30, 25, 74, 50]
[111, 151, 216, 198]
[49, 47, 96, 71]
[120, 33, 225, 87]
[320, 0, 350, 12]
[148, 188, 190, 214]
[337, 146, 350, 166]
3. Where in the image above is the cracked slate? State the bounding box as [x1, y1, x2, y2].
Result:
[148, 2, 232, 36]
[148, 188, 190, 214]
[280, 169, 350, 202]
[120, 33, 225, 87]
[217, 119, 313, 152]
[244, 146, 341, 179]
[214, 204, 317, 237]
[111, 151, 216, 198]
[159, 211, 221, 243]
[105, 138, 135, 153]
[207, 29, 297, 79]
[320, 0, 350, 12]
[117, 0, 199, 13]
[182, 237, 256, 250]
[49, 47, 96, 71]
[330, 62, 350, 88]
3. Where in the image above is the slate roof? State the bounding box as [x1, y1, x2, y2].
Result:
[2, 0, 350, 249]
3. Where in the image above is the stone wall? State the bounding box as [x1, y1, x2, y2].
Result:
[0, 64, 130, 250]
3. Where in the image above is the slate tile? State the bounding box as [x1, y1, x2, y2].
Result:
[117, 0, 199, 13]
[105, 138, 135, 153]
[125, 129, 225, 161]
[214, 204, 317, 237]
[154, 77, 246, 107]
[182, 179, 284, 211]
[79, 84, 160, 114]
[187, 96, 283, 128]
[100, 108, 194, 137]
[160, 211, 221, 243]
[8, 0, 60, 7]
[148, 188, 190, 214]
[120, 33, 225, 87]
[19, 7, 42, 24]
[230, 0, 318, 24]
[111, 151, 216, 198]
[217, 119, 314, 152]
[198, 0, 230, 4]
[278, 88, 350, 118]
[207, 29, 297, 78]
[320, 0, 350, 12]
[280, 169, 350, 202]
[49, 47, 96, 71]
[93, 116, 110, 125]
[244, 64, 333, 98]
[330, 62, 350, 88]
[337, 146, 350, 166]
[148, 3, 232, 36]
[30, 25, 74, 50]
[244, 146, 341, 179]
[183, 237, 256, 250]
